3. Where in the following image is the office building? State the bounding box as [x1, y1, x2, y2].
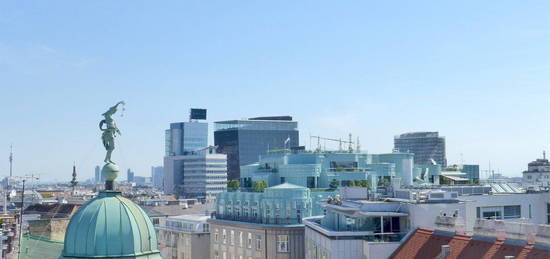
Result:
[151, 166, 164, 189]
[209, 183, 319, 259]
[127, 168, 135, 182]
[240, 149, 419, 190]
[134, 176, 151, 186]
[165, 121, 208, 156]
[94, 166, 101, 183]
[164, 110, 222, 197]
[182, 153, 228, 198]
[523, 151, 550, 187]
[394, 131, 447, 167]
[460, 164, 480, 183]
[156, 215, 211, 259]
[214, 116, 299, 180]
[165, 152, 228, 198]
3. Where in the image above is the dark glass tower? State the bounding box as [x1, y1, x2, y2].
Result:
[394, 132, 447, 167]
[214, 116, 299, 180]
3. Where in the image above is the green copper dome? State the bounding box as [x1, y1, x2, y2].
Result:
[62, 191, 162, 259]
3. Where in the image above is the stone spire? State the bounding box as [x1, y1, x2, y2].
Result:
[70, 162, 78, 195]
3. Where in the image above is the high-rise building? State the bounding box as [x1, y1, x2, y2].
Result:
[164, 109, 228, 197]
[94, 166, 101, 183]
[151, 166, 164, 189]
[214, 116, 299, 180]
[165, 121, 208, 156]
[164, 152, 227, 198]
[127, 169, 135, 182]
[394, 132, 447, 167]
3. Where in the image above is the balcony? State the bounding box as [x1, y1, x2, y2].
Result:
[303, 216, 406, 242]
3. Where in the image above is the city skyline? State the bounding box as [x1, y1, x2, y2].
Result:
[1, 1, 550, 181]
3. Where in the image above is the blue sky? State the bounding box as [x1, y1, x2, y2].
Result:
[1, 1, 549, 181]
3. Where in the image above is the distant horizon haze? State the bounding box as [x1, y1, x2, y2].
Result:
[1, 1, 549, 181]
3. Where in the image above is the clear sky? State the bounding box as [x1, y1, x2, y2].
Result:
[1, 1, 549, 182]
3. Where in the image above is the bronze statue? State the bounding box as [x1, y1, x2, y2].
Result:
[99, 101, 124, 164]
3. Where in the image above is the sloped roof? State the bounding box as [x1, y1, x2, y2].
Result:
[390, 228, 550, 259]
[24, 204, 80, 219]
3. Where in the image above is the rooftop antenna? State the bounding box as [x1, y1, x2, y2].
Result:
[544, 150, 547, 160]
[338, 138, 342, 151]
[9, 145, 13, 178]
[356, 137, 361, 153]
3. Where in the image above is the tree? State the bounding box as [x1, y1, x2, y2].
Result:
[359, 180, 370, 189]
[329, 179, 339, 189]
[253, 181, 268, 192]
[348, 180, 356, 187]
[227, 180, 240, 191]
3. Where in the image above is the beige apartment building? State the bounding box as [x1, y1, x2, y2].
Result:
[156, 214, 211, 259]
[209, 219, 305, 259]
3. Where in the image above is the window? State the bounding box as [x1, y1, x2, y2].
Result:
[286, 204, 291, 218]
[247, 233, 252, 248]
[276, 235, 288, 253]
[230, 230, 235, 245]
[504, 205, 521, 219]
[483, 210, 501, 219]
[478, 206, 521, 220]
[214, 229, 219, 242]
[214, 250, 219, 259]
[222, 229, 227, 244]
[256, 235, 262, 251]
[239, 231, 243, 247]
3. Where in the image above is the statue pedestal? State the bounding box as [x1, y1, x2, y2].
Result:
[101, 163, 119, 190]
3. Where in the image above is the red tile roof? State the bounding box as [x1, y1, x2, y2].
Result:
[390, 228, 550, 259]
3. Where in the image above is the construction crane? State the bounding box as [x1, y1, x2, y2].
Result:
[192, 145, 219, 154]
[310, 134, 354, 153]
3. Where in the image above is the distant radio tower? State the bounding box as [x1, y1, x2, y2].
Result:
[9, 145, 13, 178]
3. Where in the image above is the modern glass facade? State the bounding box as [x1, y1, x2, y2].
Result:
[165, 122, 208, 156]
[394, 131, 447, 167]
[461, 164, 480, 182]
[214, 117, 299, 180]
[215, 183, 319, 225]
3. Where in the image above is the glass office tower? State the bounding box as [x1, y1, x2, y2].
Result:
[165, 122, 208, 156]
[394, 132, 447, 167]
[214, 116, 299, 180]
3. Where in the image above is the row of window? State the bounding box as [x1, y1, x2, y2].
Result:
[214, 229, 262, 250]
[213, 228, 289, 253]
[476, 205, 521, 220]
[213, 251, 259, 259]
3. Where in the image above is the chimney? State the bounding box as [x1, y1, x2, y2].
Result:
[439, 245, 450, 259]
